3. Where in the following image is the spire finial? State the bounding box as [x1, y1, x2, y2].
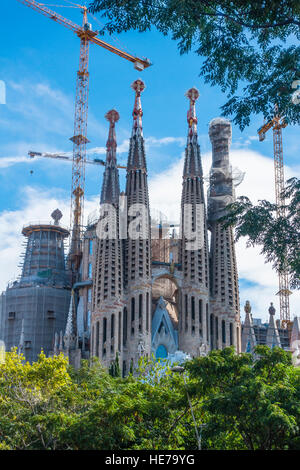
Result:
[269, 302, 276, 316]
[105, 109, 119, 165]
[244, 300, 251, 314]
[131, 79, 145, 132]
[185, 87, 199, 136]
[51, 208, 63, 226]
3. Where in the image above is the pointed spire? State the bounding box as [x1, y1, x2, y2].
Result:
[131, 79, 145, 134]
[100, 109, 120, 205]
[242, 301, 256, 353]
[268, 303, 277, 331]
[183, 87, 202, 178]
[127, 79, 147, 170]
[64, 290, 76, 351]
[268, 302, 276, 317]
[244, 300, 253, 326]
[105, 109, 119, 166]
[266, 302, 281, 348]
[185, 87, 199, 137]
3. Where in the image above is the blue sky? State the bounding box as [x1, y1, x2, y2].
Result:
[0, 1, 299, 320]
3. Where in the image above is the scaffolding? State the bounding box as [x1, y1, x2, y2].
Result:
[0, 214, 72, 362]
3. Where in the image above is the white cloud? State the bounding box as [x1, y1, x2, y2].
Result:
[0, 156, 30, 168]
[145, 136, 185, 148]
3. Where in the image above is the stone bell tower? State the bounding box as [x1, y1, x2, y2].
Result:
[123, 79, 152, 372]
[208, 118, 241, 352]
[92, 110, 126, 368]
[178, 88, 210, 357]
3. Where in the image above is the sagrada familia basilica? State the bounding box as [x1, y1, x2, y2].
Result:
[1, 80, 299, 372]
[89, 80, 240, 374]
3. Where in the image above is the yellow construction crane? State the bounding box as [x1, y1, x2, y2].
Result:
[18, 0, 151, 274]
[257, 110, 291, 327]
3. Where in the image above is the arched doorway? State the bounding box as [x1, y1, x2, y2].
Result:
[155, 344, 168, 359]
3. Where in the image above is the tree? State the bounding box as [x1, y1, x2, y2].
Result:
[221, 177, 300, 289]
[0, 349, 74, 449]
[0, 351, 190, 450]
[88, 0, 300, 129]
[185, 346, 300, 450]
[108, 351, 121, 377]
[0, 348, 299, 449]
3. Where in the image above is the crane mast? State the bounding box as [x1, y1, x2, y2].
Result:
[17, 0, 151, 278]
[273, 120, 286, 218]
[258, 114, 291, 326]
[70, 10, 90, 270]
[272, 121, 290, 326]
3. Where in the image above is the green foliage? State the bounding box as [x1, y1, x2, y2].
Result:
[221, 177, 300, 289]
[0, 347, 299, 449]
[186, 346, 300, 449]
[0, 349, 73, 449]
[88, 0, 300, 129]
[109, 351, 121, 377]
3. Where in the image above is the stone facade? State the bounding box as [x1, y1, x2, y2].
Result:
[89, 84, 242, 375]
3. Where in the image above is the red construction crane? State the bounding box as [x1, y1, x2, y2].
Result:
[18, 0, 151, 274]
[257, 110, 291, 326]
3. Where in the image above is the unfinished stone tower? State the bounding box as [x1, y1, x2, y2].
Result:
[0, 210, 71, 362]
[208, 118, 241, 352]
